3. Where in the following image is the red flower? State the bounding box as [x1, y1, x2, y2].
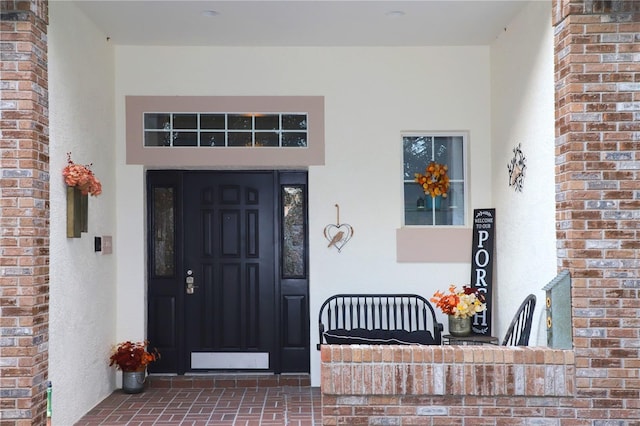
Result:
[430, 285, 486, 318]
[109, 341, 160, 372]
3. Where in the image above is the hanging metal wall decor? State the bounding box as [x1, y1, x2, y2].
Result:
[507, 143, 526, 192]
[323, 204, 354, 253]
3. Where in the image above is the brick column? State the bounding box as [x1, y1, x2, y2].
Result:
[0, 1, 50, 425]
[554, 0, 640, 422]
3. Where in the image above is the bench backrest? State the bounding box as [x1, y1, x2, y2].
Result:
[318, 294, 442, 347]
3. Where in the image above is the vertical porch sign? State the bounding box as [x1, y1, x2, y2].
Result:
[470, 208, 495, 336]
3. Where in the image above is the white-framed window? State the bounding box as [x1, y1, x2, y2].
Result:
[403, 132, 467, 226]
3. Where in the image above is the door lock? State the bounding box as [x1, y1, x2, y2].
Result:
[186, 270, 198, 294]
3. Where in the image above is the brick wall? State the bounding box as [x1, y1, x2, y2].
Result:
[0, 1, 50, 425]
[321, 345, 575, 425]
[554, 0, 640, 423]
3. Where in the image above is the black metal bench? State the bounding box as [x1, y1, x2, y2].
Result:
[317, 293, 443, 349]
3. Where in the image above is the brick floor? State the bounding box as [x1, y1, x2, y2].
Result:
[74, 375, 321, 425]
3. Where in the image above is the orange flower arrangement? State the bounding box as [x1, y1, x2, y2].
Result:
[415, 161, 450, 198]
[62, 152, 102, 196]
[430, 285, 486, 319]
[109, 341, 160, 372]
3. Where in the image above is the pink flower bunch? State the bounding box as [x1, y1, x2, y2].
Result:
[62, 153, 102, 196]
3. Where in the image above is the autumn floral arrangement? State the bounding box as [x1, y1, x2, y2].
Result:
[62, 152, 102, 196]
[430, 285, 486, 319]
[109, 341, 160, 372]
[415, 161, 450, 198]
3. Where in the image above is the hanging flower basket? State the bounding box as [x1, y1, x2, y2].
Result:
[62, 153, 102, 196]
[63, 153, 101, 238]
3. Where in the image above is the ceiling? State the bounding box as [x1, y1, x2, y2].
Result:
[71, 0, 530, 47]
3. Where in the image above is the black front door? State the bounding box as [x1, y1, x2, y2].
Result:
[146, 170, 309, 374]
[183, 172, 275, 370]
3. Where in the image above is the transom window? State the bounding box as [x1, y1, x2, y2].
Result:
[126, 96, 324, 167]
[403, 132, 467, 226]
[143, 112, 308, 148]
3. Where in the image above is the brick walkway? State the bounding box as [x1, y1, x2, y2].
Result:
[74, 375, 321, 425]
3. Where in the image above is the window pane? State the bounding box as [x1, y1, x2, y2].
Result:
[173, 114, 197, 129]
[153, 187, 175, 277]
[255, 132, 279, 147]
[282, 114, 307, 130]
[200, 132, 226, 147]
[282, 185, 305, 278]
[228, 114, 252, 129]
[404, 183, 430, 225]
[228, 132, 252, 146]
[145, 131, 171, 146]
[173, 132, 197, 146]
[201, 114, 225, 129]
[144, 113, 170, 129]
[282, 132, 307, 147]
[255, 115, 279, 130]
[403, 136, 433, 180]
[447, 182, 465, 225]
[434, 136, 464, 180]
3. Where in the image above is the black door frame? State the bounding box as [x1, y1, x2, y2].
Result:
[146, 170, 309, 375]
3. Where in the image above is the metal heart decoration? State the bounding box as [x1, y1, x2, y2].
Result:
[323, 223, 354, 253]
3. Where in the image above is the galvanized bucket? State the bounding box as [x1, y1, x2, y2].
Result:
[122, 370, 145, 394]
[448, 316, 472, 337]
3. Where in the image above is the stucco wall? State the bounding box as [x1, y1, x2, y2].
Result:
[48, 2, 117, 425]
[490, 0, 556, 344]
[45, 2, 556, 423]
[113, 45, 494, 386]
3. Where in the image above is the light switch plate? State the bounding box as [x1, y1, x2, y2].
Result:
[102, 235, 113, 254]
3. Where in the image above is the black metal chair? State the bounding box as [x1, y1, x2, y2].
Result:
[501, 294, 536, 346]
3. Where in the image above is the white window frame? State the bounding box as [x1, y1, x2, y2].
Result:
[402, 131, 468, 227]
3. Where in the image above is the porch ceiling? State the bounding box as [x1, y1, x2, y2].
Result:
[72, 0, 529, 47]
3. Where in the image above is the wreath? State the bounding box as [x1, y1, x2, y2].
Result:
[414, 161, 450, 198]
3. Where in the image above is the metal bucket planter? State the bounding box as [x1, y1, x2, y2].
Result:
[122, 369, 146, 394]
[448, 316, 472, 337]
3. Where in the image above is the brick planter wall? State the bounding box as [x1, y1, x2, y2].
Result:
[321, 345, 575, 425]
[0, 1, 50, 425]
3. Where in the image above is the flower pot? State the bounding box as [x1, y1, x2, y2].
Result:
[66, 186, 88, 238]
[122, 369, 146, 394]
[448, 316, 472, 337]
[426, 195, 442, 210]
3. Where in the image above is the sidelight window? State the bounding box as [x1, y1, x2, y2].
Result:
[151, 186, 176, 277]
[282, 185, 306, 278]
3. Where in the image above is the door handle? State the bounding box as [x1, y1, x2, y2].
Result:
[186, 270, 198, 294]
